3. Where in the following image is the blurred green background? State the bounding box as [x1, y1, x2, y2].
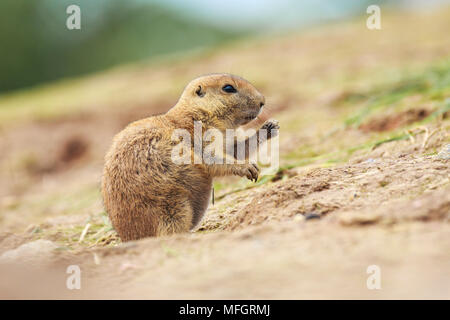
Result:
[0, 0, 447, 93]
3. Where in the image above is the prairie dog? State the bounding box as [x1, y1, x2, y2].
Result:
[102, 74, 279, 241]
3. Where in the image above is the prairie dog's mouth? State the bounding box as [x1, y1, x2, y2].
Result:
[239, 113, 259, 126]
[237, 104, 263, 126]
[248, 107, 263, 120]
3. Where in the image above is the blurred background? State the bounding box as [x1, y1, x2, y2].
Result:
[1, 0, 449, 93]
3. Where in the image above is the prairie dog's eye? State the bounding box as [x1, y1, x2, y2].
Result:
[222, 84, 237, 93]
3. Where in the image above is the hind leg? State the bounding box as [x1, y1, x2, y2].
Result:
[156, 200, 193, 237]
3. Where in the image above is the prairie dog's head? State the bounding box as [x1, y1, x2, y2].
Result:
[178, 73, 265, 128]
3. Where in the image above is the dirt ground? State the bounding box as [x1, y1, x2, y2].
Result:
[0, 8, 449, 299]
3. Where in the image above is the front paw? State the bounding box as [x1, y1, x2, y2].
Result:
[234, 163, 260, 182]
[260, 119, 279, 139]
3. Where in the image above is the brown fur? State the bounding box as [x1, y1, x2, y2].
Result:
[101, 74, 278, 241]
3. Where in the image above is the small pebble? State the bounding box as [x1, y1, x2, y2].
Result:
[437, 144, 450, 160]
[304, 212, 321, 220]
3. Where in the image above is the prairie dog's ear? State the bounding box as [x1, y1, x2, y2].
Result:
[195, 85, 205, 97]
